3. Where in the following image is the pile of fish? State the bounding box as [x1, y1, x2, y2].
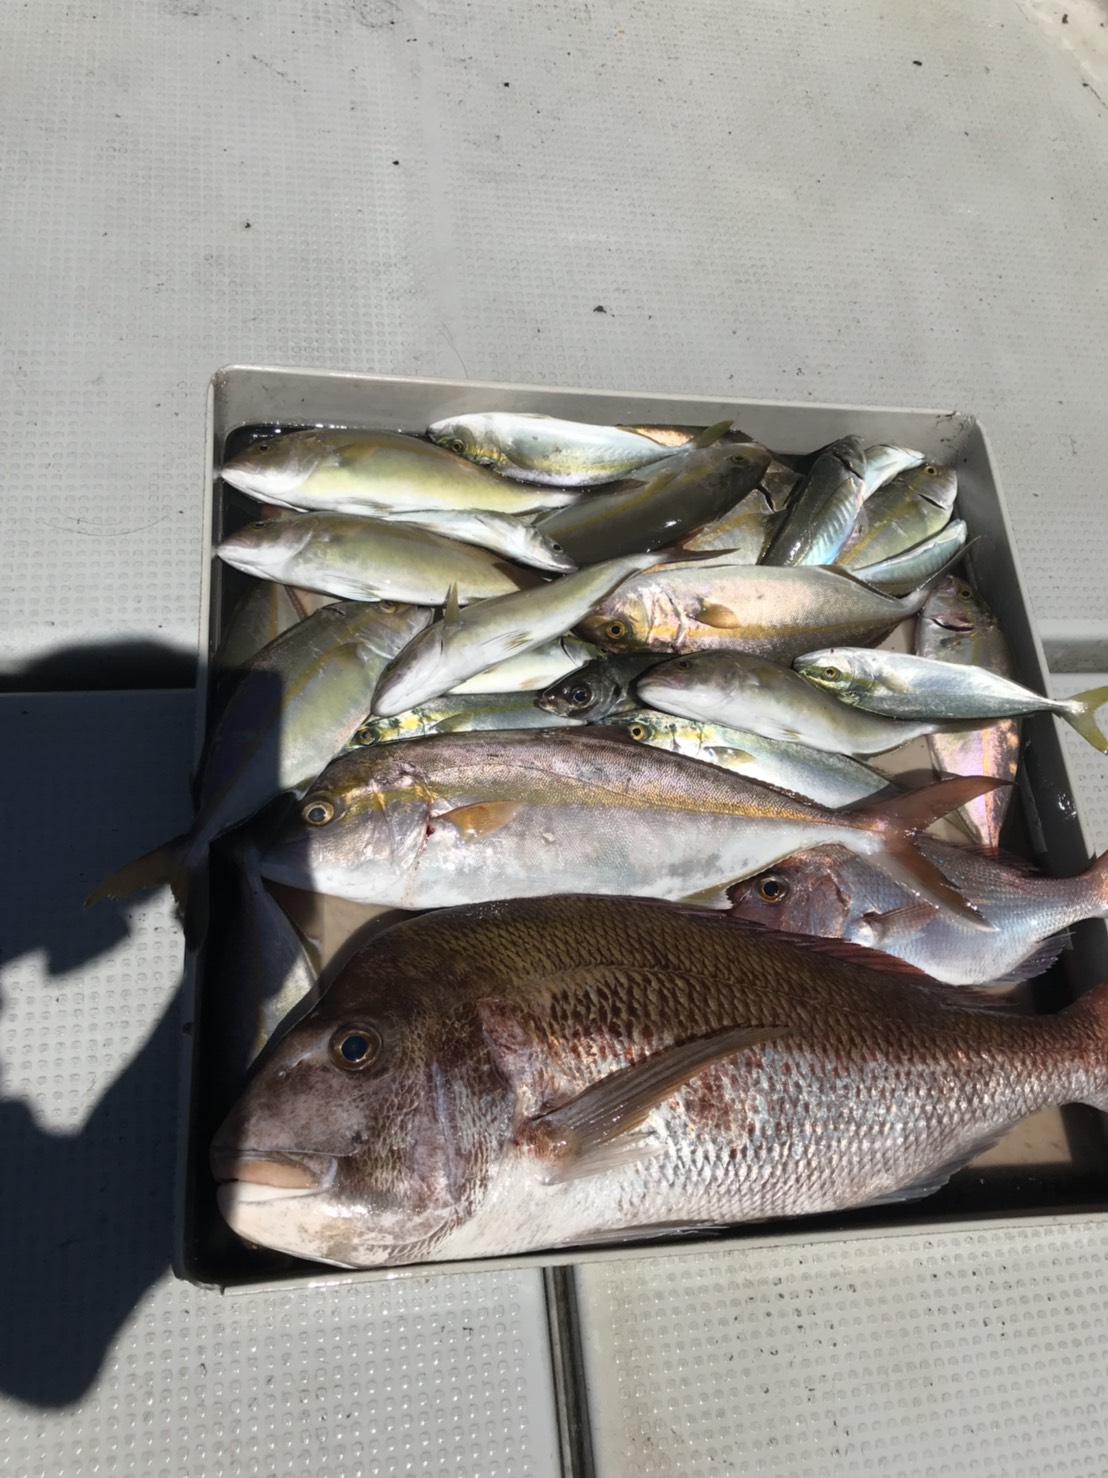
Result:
[91, 410, 1108, 1270]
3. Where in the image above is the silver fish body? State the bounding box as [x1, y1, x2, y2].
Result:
[350, 693, 582, 746]
[796, 645, 1108, 739]
[426, 412, 678, 486]
[638, 651, 941, 756]
[382, 507, 576, 573]
[840, 462, 958, 568]
[917, 575, 1019, 848]
[372, 553, 658, 716]
[214, 581, 305, 678]
[217, 513, 534, 605]
[579, 559, 933, 663]
[761, 437, 867, 567]
[221, 428, 578, 515]
[612, 707, 897, 807]
[259, 727, 999, 924]
[449, 636, 600, 695]
[678, 488, 776, 560]
[731, 838, 1108, 986]
[212, 894, 1108, 1267]
[536, 435, 771, 564]
[852, 519, 968, 595]
[860, 444, 926, 496]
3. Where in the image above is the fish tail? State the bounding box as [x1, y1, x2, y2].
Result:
[1061, 684, 1108, 754]
[1062, 978, 1108, 1112]
[86, 833, 210, 949]
[853, 776, 1009, 930]
[85, 834, 191, 909]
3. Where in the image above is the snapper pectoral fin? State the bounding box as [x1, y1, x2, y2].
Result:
[437, 800, 522, 839]
[517, 1025, 785, 1184]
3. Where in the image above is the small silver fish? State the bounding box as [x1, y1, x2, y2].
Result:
[795, 646, 1108, 753]
[426, 412, 678, 486]
[612, 707, 897, 807]
[222, 428, 578, 515]
[372, 553, 659, 716]
[761, 437, 867, 567]
[730, 839, 1108, 987]
[218, 513, 534, 605]
[917, 575, 1019, 849]
[637, 651, 945, 757]
[350, 693, 582, 746]
[852, 519, 968, 596]
[841, 462, 958, 569]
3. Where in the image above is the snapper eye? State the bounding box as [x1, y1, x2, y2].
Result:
[606, 620, 628, 641]
[757, 875, 789, 904]
[330, 1025, 382, 1071]
[303, 796, 336, 826]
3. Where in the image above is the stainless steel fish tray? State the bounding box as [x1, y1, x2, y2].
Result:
[178, 366, 1108, 1291]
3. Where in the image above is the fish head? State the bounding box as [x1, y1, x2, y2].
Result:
[216, 518, 314, 580]
[521, 528, 578, 574]
[260, 749, 433, 896]
[905, 461, 958, 513]
[921, 573, 981, 633]
[637, 651, 765, 714]
[221, 431, 332, 504]
[536, 660, 615, 718]
[577, 586, 652, 652]
[729, 851, 856, 938]
[793, 647, 874, 701]
[608, 709, 681, 751]
[427, 414, 504, 469]
[212, 960, 512, 1267]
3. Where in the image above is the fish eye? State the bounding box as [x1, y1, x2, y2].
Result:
[924, 464, 938, 475]
[330, 1025, 382, 1071]
[549, 541, 564, 553]
[353, 726, 379, 746]
[448, 437, 466, 454]
[302, 796, 336, 826]
[568, 684, 592, 707]
[255, 441, 271, 454]
[675, 659, 692, 671]
[377, 601, 399, 614]
[821, 666, 842, 681]
[606, 621, 628, 640]
[628, 723, 647, 740]
[757, 875, 790, 904]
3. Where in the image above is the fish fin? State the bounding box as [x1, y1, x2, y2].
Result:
[437, 800, 522, 839]
[519, 1025, 785, 1184]
[566, 1220, 730, 1248]
[857, 1133, 1011, 1208]
[852, 777, 1009, 930]
[702, 746, 754, 766]
[983, 931, 1070, 989]
[697, 601, 744, 629]
[694, 419, 733, 448]
[85, 834, 190, 909]
[731, 918, 941, 981]
[856, 903, 940, 948]
[1062, 684, 1108, 755]
[443, 582, 461, 623]
[679, 883, 740, 910]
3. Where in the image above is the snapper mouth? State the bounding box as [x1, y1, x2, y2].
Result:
[210, 1146, 336, 1199]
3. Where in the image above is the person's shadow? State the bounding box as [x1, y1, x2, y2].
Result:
[0, 641, 260, 1407]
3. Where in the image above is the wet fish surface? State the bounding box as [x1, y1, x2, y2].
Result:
[259, 727, 998, 921]
[795, 646, 1108, 753]
[221, 428, 578, 516]
[841, 462, 957, 568]
[638, 651, 946, 756]
[383, 507, 576, 573]
[730, 839, 1108, 986]
[536, 430, 771, 563]
[860, 444, 926, 496]
[850, 520, 967, 596]
[427, 411, 680, 486]
[761, 437, 867, 567]
[580, 558, 940, 663]
[611, 708, 897, 807]
[218, 513, 535, 604]
[449, 636, 600, 695]
[351, 693, 583, 746]
[212, 894, 1108, 1266]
